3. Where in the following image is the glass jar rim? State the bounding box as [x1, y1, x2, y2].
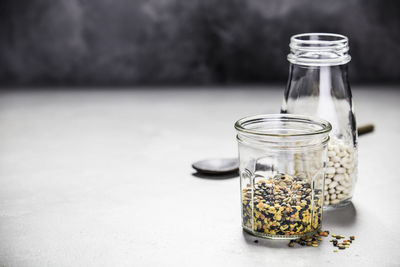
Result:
[234, 114, 332, 137]
[288, 33, 351, 66]
[291, 33, 348, 45]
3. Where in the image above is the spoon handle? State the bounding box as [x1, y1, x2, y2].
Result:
[357, 124, 374, 136]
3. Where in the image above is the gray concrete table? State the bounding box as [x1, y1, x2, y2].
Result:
[0, 87, 399, 266]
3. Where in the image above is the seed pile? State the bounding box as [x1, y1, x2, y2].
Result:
[325, 139, 355, 206]
[287, 231, 356, 252]
[242, 173, 322, 238]
[288, 230, 329, 247]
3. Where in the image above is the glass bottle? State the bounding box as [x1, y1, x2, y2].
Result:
[281, 33, 358, 208]
[235, 114, 331, 239]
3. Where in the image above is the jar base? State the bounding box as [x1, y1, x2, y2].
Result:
[242, 226, 321, 240]
[324, 197, 352, 210]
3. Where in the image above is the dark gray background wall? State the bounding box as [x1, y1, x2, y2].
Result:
[0, 0, 399, 86]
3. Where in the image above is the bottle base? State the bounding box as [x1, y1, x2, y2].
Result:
[324, 197, 352, 210]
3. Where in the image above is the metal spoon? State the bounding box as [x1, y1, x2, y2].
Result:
[192, 158, 239, 175]
[192, 124, 374, 175]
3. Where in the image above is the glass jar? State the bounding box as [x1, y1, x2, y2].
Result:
[281, 33, 358, 208]
[235, 114, 331, 239]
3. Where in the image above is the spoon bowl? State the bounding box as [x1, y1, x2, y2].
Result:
[192, 158, 239, 175]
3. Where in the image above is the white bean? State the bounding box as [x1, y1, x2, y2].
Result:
[334, 174, 344, 181]
[327, 151, 336, 157]
[343, 163, 353, 170]
[340, 158, 349, 165]
[336, 185, 345, 191]
[329, 181, 338, 189]
[337, 194, 345, 199]
[336, 167, 346, 174]
[326, 167, 336, 174]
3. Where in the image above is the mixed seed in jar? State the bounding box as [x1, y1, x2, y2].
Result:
[242, 172, 322, 238]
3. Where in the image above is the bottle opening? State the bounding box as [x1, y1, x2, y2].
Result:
[288, 33, 351, 66]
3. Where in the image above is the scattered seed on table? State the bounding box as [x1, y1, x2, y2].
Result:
[350, 236, 355, 240]
[286, 231, 356, 252]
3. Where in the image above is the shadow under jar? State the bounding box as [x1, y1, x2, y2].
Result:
[235, 114, 331, 239]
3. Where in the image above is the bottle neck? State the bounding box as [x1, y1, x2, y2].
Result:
[282, 63, 352, 134]
[285, 63, 350, 97]
[284, 33, 352, 102]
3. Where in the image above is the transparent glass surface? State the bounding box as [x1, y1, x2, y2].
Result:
[236, 114, 331, 239]
[281, 33, 358, 208]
